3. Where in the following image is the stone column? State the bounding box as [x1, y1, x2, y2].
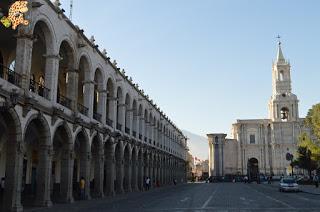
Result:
[3, 141, 23, 212]
[139, 117, 144, 140]
[60, 146, 74, 203]
[104, 141, 115, 196]
[15, 33, 33, 90]
[131, 149, 138, 191]
[35, 144, 52, 207]
[66, 69, 78, 110]
[93, 148, 104, 198]
[44, 54, 60, 102]
[83, 80, 95, 119]
[138, 149, 144, 191]
[119, 104, 126, 132]
[99, 90, 107, 124]
[80, 151, 91, 200]
[115, 141, 124, 194]
[124, 147, 132, 192]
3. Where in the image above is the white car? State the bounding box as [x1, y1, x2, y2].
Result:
[279, 178, 299, 192]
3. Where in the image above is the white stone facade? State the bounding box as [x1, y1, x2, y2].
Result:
[0, 1, 188, 211]
[208, 43, 310, 179]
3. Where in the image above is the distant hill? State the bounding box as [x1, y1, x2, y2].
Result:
[182, 130, 208, 161]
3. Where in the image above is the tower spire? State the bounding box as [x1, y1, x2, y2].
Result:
[276, 35, 285, 63]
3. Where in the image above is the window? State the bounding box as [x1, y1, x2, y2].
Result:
[279, 70, 284, 81]
[280, 107, 289, 122]
[249, 134, 255, 144]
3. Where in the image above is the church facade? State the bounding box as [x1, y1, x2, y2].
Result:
[208, 43, 310, 179]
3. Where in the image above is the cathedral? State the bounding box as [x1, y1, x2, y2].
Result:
[208, 42, 310, 179]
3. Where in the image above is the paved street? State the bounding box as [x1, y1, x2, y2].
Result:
[28, 182, 320, 212]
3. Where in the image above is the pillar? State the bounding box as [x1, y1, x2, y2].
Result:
[60, 146, 74, 203]
[93, 148, 104, 198]
[104, 141, 115, 196]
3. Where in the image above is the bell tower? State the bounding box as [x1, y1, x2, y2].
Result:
[268, 41, 299, 122]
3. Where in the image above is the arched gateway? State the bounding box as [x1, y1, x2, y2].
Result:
[247, 158, 259, 181]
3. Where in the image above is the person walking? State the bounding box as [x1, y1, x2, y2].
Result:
[80, 176, 86, 200]
[146, 177, 150, 191]
[244, 175, 248, 184]
[313, 175, 319, 188]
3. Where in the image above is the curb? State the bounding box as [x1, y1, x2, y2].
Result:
[301, 190, 320, 195]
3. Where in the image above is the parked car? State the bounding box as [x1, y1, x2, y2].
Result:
[279, 178, 299, 192]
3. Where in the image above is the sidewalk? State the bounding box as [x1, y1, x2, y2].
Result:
[299, 184, 320, 195]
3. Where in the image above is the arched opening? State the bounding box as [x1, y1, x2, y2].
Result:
[0, 110, 23, 211]
[247, 158, 259, 182]
[77, 56, 90, 116]
[131, 147, 137, 191]
[90, 135, 103, 197]
[144, 109, 148, 142]
[143, 151, 148, 186]
[137, 149, 143, 190]
[279, 70, 284, 81]
[106, 79, 114, 127]
[73, 131, 90, 200]
[103, 140, 113, 195]
[93, 69, 103, 122]
[30, 21, 52, 99]
[114, 142, 123, 194]
[132, 100, 138, 138]
[57, 41, 74, 109]
[123, 144, 131, 192]
[149, 114, 153, 144]
[22, 118, 51, 207]
[116, 87, 124, 131]
[52, 125, 72, 203]
[280, 107, 289, 122]
[138, 105, 143, 140]
[0, 16, 21, 87]
[124, 94, 131, 134]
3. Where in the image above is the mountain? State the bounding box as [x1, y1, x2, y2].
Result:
[182, 130, 208, 161]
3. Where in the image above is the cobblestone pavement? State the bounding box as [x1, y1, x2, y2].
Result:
[28, 183, 320, 212]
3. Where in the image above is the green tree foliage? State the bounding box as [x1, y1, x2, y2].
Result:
[292, 146, 317, 177]
[305, 103, 320, 140]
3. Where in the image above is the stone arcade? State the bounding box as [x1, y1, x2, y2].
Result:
[0, 0, 188, 211]
[208, 42, 310, 180]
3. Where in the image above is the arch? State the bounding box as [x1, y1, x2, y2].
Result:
[77, 55, 91, 115]
[137, 148, 143, 190]
[116, 87, 124, 130]
[106, 78, 115, 126]
[22, 115, 51, 206]
[279, 70, 284, 81]
[57, 40, 76, 108]
[93, 68, 104, 122]
[123, 144, 131, 192]
[114, 141, 124, 193]
[131, 146, 138, 190]
[144, 109, 149, 142]
[247, 158, 259, 182]
[131, 100, 138, 137]
[90, 134, 103, 197]
[280, 107, 289, 122]
[124, 93, 131, 134]
[138, 104, 143, 140]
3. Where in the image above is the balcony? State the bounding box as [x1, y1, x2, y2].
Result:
[77, 103, 88, 116]
[139, 134, 142, 140]
[125, 127, 130, 134]
[29, 79, 50, 100]
[0, 64, 22, 87]
[106, 117, 113, 127]
[93, 112, 102, 122]
[116, 123, 122, 131]
[57, 94, 72, 109]
[132, 131, 136, 137]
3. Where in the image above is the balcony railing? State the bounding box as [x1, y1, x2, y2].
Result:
[0, 64, 22, 87]
[93, 112, 102, 122]
[125, 127, 130, 134]
[132, 131, 136, 137]
[77, 103, 88, 116]
[139, 134, 142, 140]
[29, 79, 50, 99]
[57, 94, 72, 109]
[116, 123, 122, 131]
[106, 117, 113, 127]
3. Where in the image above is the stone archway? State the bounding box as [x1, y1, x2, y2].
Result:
[114, 141, 124, 194]
[247, 158, 259, 182]
[90, 135, 104, 198]
[131, 147, 138, 191]
[52, 124, 73, 203]
[123, 144, 131, 192]
[0, 110, 23, 212]
[103, 139, 114, 196]
[73, 130, 90, 200]
[137, 149, 143, 191]
[22, 116, 51, 207]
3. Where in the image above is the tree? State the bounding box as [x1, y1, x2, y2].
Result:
[292, 146, 317, 177]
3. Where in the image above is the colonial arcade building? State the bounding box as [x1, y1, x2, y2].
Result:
[0, 0, 188, 211]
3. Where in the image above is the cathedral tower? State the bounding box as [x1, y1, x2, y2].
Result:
[268, 42, 299, 122]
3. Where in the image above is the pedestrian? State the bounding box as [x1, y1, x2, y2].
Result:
[244, 175, 248, 184]
[146, 177, 150, 190]
[313, 175, 319, 188]
[267, 176, 271, 184]
[80, 176, 85, 200]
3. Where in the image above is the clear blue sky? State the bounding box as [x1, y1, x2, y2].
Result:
[61, 0, 320, 137]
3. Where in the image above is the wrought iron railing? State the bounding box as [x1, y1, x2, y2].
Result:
[125, 127, 130, 134]
[77, 103, 88, 116]
[0, 64, 22, 87]
[116, 123, 122, 131]
[93, 112, 102, 122]
[132, 131, 137, 137]
[57, 94, 72, 109]
[29, 79, 50, 99]
[106, 117, 113, 127]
